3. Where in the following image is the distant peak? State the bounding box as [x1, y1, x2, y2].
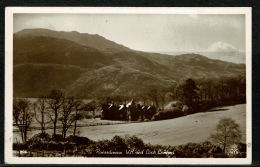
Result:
[15, 28, 55, 34]
[14, 28, 131, 53]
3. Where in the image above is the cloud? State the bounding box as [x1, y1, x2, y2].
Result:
[203, 41, 245, 64]
[207, 41, 239, 52]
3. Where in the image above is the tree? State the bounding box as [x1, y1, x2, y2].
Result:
[13, 98, 34, 142]
[33, 97, 50, 135]
[159, 88, 168, 111]
[47, 89, 64, 137]
[111, 95, 128, 104]
[210, 118, 242, 154]
[148, 88, 159, 109]
[180, 78, 198, 107]
[140, 94, 147, 106]
[86, 100, 96, 118]
[60, 96, 76, 139]
[169, 84, 177, 101]
[73, 98, 85, 137]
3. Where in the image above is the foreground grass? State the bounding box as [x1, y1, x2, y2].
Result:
[13, 133, 246, 158]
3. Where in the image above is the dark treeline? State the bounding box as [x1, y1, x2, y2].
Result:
[174, 75, 246, 114]
[128, 75, 246, 114]
[100, 75, 246, 120]
[131, 75, 246, 115]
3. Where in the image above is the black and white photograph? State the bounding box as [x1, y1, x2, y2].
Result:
[5, 7, 252, 164]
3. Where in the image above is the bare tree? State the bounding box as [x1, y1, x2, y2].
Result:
[159, 88, 168, 111]
[60, 97, 76, 139]
[140, 95, 147, 106]
[148, 88, 159, 109]
[85, 100, 96, 118]
[73, 98, 85, 137]
[210, 118, 242, 154]
[13, 98, 34, 142]
[168, 83, 179, 101]
[47, 89, 64, 137]
[33, 97, 51, 135]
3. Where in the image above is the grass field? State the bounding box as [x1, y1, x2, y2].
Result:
[13, 104, 246, 146]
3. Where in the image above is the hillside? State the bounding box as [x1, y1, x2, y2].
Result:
[15, 28, 131, 54]
[14, 35, 114, 68]
[13, 29, 246, 98]
[141, 52, 246, 80]
[14, 63, 85, 97]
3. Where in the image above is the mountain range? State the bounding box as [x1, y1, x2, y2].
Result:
[13, 28, 246, 98]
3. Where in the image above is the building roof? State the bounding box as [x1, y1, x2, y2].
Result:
[119, 104, 124, 110]
[126, 98, 135, 107]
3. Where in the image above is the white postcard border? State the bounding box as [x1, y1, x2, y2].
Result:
[5, 7, 252, 165]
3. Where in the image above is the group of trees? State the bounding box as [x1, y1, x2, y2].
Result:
[13, 89, 93, 143]
[169, 75, 246, 113]
[94, 75, 246, 119]
[13, 99, 34, 143]
[125, 75, 246, 114]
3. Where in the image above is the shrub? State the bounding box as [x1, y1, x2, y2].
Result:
[151, 114, 160, 121]
[94, 139, 111, 151]
[27, 133, 51, 150]
[66, 135, 92, 145]
[28, 140, 48, 150]
[13, 142, 28, 150]
[52, 134, 64, 142]
[27, 133, 77, 151]
[152, 108, 185, 121]
[125, 135, 145, 151]
[63, 141, 75, 150]
[31, 133, 51, 140]
[110, 135, 128, 152]
[45, 141, 75, 151]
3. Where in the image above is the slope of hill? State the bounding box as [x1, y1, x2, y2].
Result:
[14, 63, 85, 97]
[14, 35, 114, 69]
[13, 29, 246, 98]
[141, 52, 246, 79]
[67, 64, 174, 97]
[15, 28, 131, 54]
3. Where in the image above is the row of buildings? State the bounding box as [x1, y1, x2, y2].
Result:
[101, 99, 157, 121]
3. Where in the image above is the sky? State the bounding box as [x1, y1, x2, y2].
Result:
[14, 14, 246, 63]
